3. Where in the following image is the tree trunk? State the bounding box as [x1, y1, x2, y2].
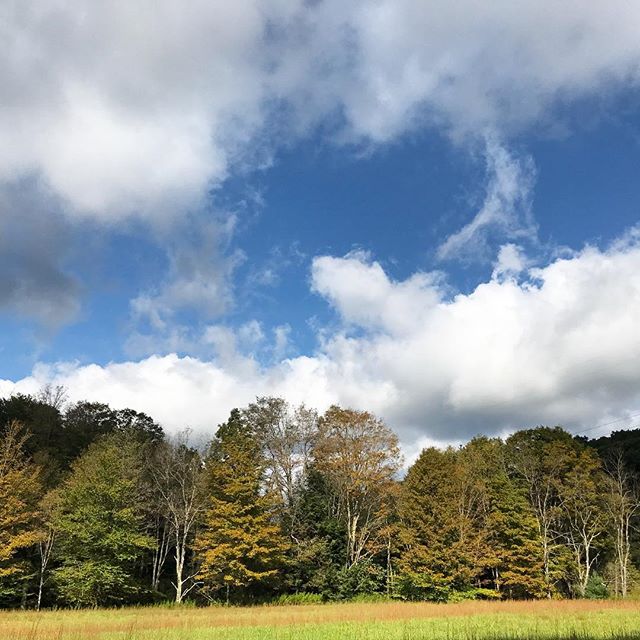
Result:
[175, 546, 184, 603]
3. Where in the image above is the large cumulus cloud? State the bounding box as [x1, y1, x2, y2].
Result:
[4, 234, 640, 456]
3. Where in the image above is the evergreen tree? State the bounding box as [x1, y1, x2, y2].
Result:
[505, 427, 581, 597]
[0, 395, 65, 483]
[195, 410, 288, 603]
[289, 465, 346, 596]
[459, 437, 546, 598]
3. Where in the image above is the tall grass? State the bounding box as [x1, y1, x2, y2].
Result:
[0, 599, 638, 640]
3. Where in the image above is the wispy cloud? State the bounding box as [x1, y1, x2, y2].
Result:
[437, 137, 537, 262]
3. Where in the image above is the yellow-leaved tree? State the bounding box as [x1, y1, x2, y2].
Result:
[0, 420, 42, 600]
[195, 409, 288, 603]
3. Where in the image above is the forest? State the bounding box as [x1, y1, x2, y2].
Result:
[0, 387, 639, 610]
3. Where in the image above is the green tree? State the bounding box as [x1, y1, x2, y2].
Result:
[62, 401, 117, 461]
[0, 395, 64, 484]
[195, 410, 288, 603]
[471, 438, 546, 598]
[505, 427, 580, 597]
[400, 448, 485, 600]
[288, 465, 346, 596]
[52, 433, 153, 607]
[399, 438, 548, 601]
[591, 428, 640, 476]
[63, 402, 162, 463]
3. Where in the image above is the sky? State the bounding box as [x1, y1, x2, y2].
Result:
[2, 1, 640, 457]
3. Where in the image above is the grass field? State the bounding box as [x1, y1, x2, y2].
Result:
[1, 599, 639, 640]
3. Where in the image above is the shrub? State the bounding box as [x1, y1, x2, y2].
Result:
[273, 593, 324, 605]
[330, 560, 386, 600]
[584, 572, 608, 600]
[395, 571, 451, 602]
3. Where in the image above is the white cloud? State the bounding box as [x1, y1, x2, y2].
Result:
[0, 0, 291, 222]
[492, 244, 529, 280]
[3, 1, 640, 225]
[4, 2, 640, 450]
[311, 250, 444, 335]
[309, 242, 640, 444]
[129, 217, 244, 334]
[437, 138, 537, 261]
[3, 0, 640, 329]
[320, 0, 640, 142]
[0, 353, 335, 442]
[5, 235, 640, 456]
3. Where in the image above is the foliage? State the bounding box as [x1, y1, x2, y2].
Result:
[272, 592, 324, 605]
[52, 432, 153, 606]
[398, 446, 465, 599]
[195, 410, 289, 601]
[0, 390, 639, 609]
[332, 559, 387, 600]
[314, 406, 401, 569]
[0, 396, 65, 484]
[0, 421, 42, 602]
[584, 572, 608, 599]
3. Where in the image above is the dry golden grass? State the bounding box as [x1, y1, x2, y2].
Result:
[0, 599, 639, 640]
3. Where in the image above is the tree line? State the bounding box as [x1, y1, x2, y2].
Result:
[0, 387, 639, 608]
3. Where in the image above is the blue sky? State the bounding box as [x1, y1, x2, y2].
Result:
[2, 2, 640, 451]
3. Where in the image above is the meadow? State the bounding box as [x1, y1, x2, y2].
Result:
[1, 599, 639, 640]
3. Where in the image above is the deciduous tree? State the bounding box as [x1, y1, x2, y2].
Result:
[0, 421, 42, 603]
[558, 447, 609, 597]
[52, 433, 153, 607]
[604, 451, 640, 597]
[314, 406, 401, 569]
[149, 435, 205, 602]
[506, 427, 579, 597]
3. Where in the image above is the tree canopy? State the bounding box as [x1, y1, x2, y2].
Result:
[0, 391, 638, 607]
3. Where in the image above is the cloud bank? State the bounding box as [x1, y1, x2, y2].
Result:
[4, 234, 640, 454]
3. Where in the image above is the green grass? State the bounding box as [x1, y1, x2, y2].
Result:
[1, 599, 639, 639]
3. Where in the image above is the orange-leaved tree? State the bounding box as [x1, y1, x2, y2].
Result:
[0, 420, 42, 600]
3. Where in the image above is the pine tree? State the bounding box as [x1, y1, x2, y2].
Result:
[485, 468, 546, 598]
[195, 410, 288, 603]
[505, 427, 581, 597]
